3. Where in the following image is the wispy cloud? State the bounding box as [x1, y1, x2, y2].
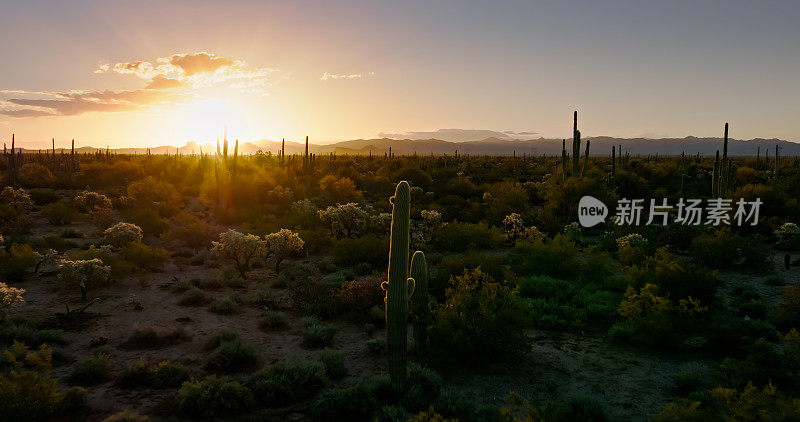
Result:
[320, 72, 373, 81]
[2, 51, 278, 118]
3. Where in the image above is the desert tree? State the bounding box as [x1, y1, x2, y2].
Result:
[263, 229, 304, 272]
[103, 222, 143, 249]
[74, 190, 112, 212]
[317, 203, 367, 238]
[211, 229, 265, 278]
[57, 258, 112, 301]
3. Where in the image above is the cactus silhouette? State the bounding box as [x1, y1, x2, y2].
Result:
[410, 250, 429, 351]
[381, 181, 416, 392]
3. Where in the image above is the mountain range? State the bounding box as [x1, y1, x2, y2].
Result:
[10, 134, 800, 157]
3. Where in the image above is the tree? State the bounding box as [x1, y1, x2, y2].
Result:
[103, 222, 143, 249]
[263, 229, 304, 272]
[317, 203, 367, 239]
[210, 230, 264, 278]
[57, 259, 111, 301]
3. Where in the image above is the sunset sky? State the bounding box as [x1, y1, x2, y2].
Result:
[1, 0, 799, 148]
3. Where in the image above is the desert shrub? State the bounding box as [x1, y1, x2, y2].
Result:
[522, 278, 619, 332]
[518, 275, 574, 301]
[120, 326, 190, 349]
[0, 243, 40, 282]
[253, 285, 277, 308]
[60, 228, 83, 238]
[57, 258, 111, 300]
[178, 287, 208, 306]
[318, 349, 348, 380]
[290, 278, 340, 318]
[18, 163, 53, 187]
[333, 234, 388, 268]
[34, 233, 76, 252]
[669, 362, 712, 395]
[260, 311, 287, 329]
[775, 222, 800, 251]
[209, 290, 242, 314]
[103, 410, 150, 422]
[616, 233, 649, 266]
[68, 354, 111, 386]
[543, 394, 609, 422]
[690, 228, 741, 268]
[430, 269, 530, 361]
[366, 338, 386, 354]
[74, 190, 112, 212]
[28, 188, 59, 205]
[179, 375, 255, 418]
[72, 246, 136, 278]
[320, 269, 357, 287]
[431, 251, 506, 300]
[630, 248, 718, 305]
[204, 329, 240, 350]
[0, 342, 81, 421]
[205, 339, 261, 373]
[738, 235, 773, 271]
[0, 282, 25, 323]
[302, 316, 337, 348]
[430, 222, 503, 252]
[41, 200, 80, 225]
[122, 242, 170, 271]
[119, 360, 190, 389]
[120, 207, 166, 235]
[309, 381, 381, 420]
[612, 283, 707, 347]
[161, 213, 218, 252]
[509, 234, 579, 279]
[247, 361, 329, 406]
[333, 280, 384, 319]
[103, 222, 142, 248]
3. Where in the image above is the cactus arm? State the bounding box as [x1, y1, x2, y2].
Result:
[409, 251, 429, 351]
[407, 278, 416, 301]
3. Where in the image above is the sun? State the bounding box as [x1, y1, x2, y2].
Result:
[178, 97, 251, 145]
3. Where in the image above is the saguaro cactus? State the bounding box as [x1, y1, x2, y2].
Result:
[410, 251, 429, 350]
[382, 181, 416, 392]
[571, 111, 580, 177]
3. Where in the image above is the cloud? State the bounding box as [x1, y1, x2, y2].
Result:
[0, 108, 56, 117]
[146, 75, 183, 89]
[2, 89, 186, 116]
[2, 51, 278, 118]
[320, 72, 364, 81]
[95, 51, 277, 92]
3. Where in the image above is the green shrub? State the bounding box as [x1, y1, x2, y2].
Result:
[204, 329, 240, 350]
[309, 382, 380, 420]
[260, 311, 287, 330]
[0, 342, 74, 421]
[669, 362, 711, 395]
[247, 361, 329, 406]
[209, 290, 242, 314]
[544, 394, 609, 422]
[318, 349, 348, 380]
[430, 222, 503, 252]
[432, 251, 506, 300]
[691, 228, 741, 269]
[179, 375, 255, 418]
[122, 242, 170, 271]
[302, 317, 337, 348]
[28, 188, 59, 205]
[68, 354, 111, 386]
[120, 326, 190, 349]
[333, 235, 388, 268]
[42, 200, 80, 225]
[119, 360, 190, 389]
[178, 287, 208, 306]
[205, 339, 261, 373]
[366, 338, 386, 354]
[509, 235, 579, 279]
[630, 249, 718, 305]
[117, 360, 154, 388]
[0, 243, 40, 282]
[430, 269, 530, 361]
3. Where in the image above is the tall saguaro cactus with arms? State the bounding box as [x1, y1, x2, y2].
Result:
[381, 181, 420, 392]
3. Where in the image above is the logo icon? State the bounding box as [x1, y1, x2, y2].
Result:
[578, 196, 608, 227]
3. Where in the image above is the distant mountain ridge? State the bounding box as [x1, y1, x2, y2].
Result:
[12, 136, 800, 156]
